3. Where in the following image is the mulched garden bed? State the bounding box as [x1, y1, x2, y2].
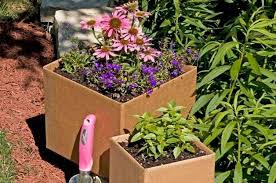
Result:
[0, 21, 78, 183]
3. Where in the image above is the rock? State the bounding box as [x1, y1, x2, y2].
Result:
[54, 8, 112, 57]
[41, 0, 112, 22]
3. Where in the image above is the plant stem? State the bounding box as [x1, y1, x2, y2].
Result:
[92, 29, 102, 46]
[237, 120, 241, 162]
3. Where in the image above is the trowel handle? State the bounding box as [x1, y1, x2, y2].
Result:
[79, 114, 96, 172]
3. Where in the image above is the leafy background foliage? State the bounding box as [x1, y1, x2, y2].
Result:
[134, 0, 276, 182]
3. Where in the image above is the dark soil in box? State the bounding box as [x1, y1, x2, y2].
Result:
[120, 142, 206, 168]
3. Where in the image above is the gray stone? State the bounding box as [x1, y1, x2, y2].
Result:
[41, 0, 112, 22]
[54, 8, 111, 57]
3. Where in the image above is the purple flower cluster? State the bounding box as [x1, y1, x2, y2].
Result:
[186, 47, 199, 61]
[141, 65, 158, 75]
[170, 59, 182, 77]
[141, 65, 159, 87]
[106, 63, 122, 72]
[93, 61, 123, 89]
[129, 83, 138, 89]
[99, 72, 122, 89]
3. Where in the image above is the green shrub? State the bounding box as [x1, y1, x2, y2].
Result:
[142, 0, 275, 182]
[189, 4, 276, 183]
[190, 91, 276, 183]
[130, 101, 199, 159]
[60, 50, 91, 74]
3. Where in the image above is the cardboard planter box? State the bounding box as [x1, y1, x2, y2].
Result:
[110, 134, 215, 183]
[43, 60, 197, 178]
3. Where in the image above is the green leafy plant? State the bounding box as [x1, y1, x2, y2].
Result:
[140, 0, 220, 48]
[188, 4, 276, 183]
[190, 91, 276, 183]
[60, 50, 91, 74]
[194, 7, 276, 116]
[130, 101, 199, 159]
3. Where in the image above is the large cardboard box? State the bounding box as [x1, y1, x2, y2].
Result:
[110, 134, 215, 183]
[43, 60, 197, 178]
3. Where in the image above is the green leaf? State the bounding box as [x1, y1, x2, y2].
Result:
[149, 145, 158, 158]
[254, 38, 276, 45]
[238, 80, 254, 99]
[130, 132, 143, 143]
[157, 107, 168, 112]
[144, 133, 156, 140]
[204, 128, 224, 145]
[268, 162, 276, 183]
[186, 144, 195, 153]
[206, 94, 219, 115]
[239, 18, 246, 26]
[141, 0, 148, 11]
[221, 121, 236, 149]
[251, 18, 276, 29]
[252, 153, 270, 170]
[173, 0, 180, 19]
[260, 68, 276, 80]
[233, 162, 242, 183]
[213, 111, 230, 128]
[253, 28, 276, 39]
[190, 93, 215, 115]
[182, 134, 200, 142]
[247, 121, 269, 142]
[239, 135, 251, 147]
[200, 42, 220, 58]
[259, 140, 276, 149]
[215, 171, 231, 183]
[206, 90, 230, 116]
[166, 138, 179, 144]
[173, 146, 181, 158]
[160, 19, 171, 27]
[184, 16, 207, 29]
[246, 53, 261, 75]
[211, 42, 239, 69]
[216, 142, 235, 161]
[197, 65, 231, 89]
[230, 59, 242, 80]
[256, 51, 276, 57]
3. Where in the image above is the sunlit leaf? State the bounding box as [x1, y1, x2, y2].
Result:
[233, 162, 242, 183]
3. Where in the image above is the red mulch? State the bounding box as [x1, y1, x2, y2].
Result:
[0, 22, 78, 183]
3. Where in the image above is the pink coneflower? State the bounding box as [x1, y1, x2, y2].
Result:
[100, 11, 130, 37]
[139, 47, 162, 62]
[133, 36, 152, 51]
[134, 11, 151, 18]
[93, 46, 116, 60]
[121, 27, 143, 41]
[115, 6, 128, 14]
[80, 19, 97, 30]
[122, 1, 139, 13]
[112, 39, 134, 53]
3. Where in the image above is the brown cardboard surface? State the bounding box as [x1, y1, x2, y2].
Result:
[110, 134, 215, 183]
[43, 60, 197, 178]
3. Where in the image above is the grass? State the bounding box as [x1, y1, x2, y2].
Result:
[0, 0, 35, 21]
[0, 131, 15, 183]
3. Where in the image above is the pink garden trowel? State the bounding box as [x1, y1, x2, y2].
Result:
[69, 114, 101, 183]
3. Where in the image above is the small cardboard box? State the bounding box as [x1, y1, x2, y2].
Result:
[43, 60, 197, 178]
[110, 134, 215, 183]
